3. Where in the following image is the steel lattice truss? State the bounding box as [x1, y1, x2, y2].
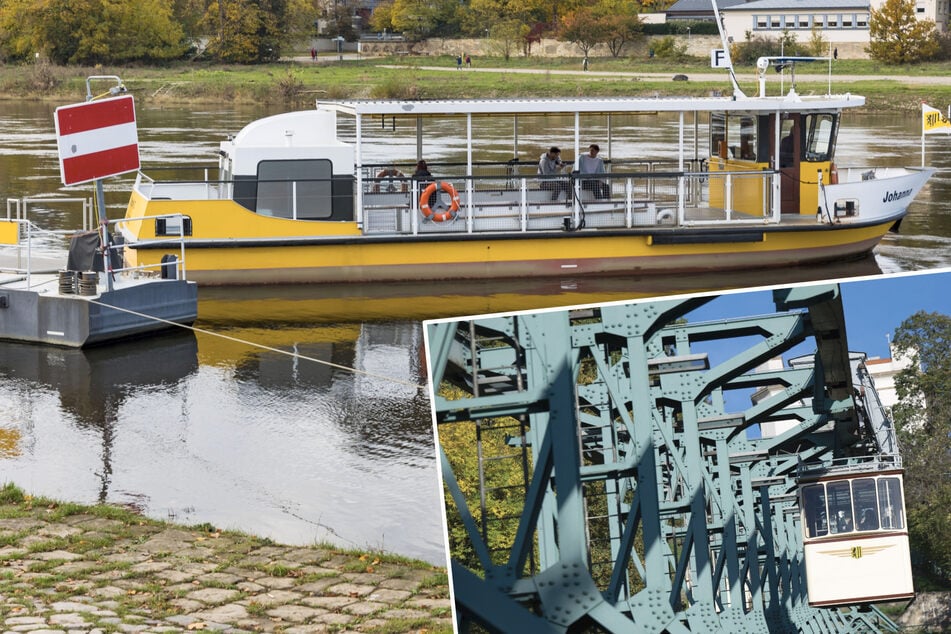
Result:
[428, 284, 902, 633]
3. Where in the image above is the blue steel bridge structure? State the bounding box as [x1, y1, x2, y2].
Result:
[427, 284, 906, 633]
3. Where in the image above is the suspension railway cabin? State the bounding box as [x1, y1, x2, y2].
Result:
[799, 468, 914, 607]
[117, 86, 933, 285]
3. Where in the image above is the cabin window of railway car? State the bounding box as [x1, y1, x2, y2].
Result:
[827, 481, 854, 533]
[803, 114, 837, 162]
[852, 478, 880, 531]
[802, 484, 828, 537]
[256, 159, 334, 220]
[877, 477, 905, 530]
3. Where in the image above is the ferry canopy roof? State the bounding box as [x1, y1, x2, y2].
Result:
[316, 93, 865, 119]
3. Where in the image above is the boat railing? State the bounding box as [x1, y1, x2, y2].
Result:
[112, 213, 189, 281]
[362, 166, 778, 234]
[2, 204, 188, 290]
[2, 197, 97, 287]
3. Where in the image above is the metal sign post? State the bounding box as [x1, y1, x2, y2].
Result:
[54, 77, 139, 293]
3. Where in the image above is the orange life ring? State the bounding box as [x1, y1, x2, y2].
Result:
[373, 168, 407, 193]
[420, 181, 460, 222]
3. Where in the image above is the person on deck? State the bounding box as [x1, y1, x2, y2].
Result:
[538, 146, 570, 201]
[577, 144, 610, 199]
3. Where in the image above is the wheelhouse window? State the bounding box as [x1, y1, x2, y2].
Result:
[710, 114, 726, 157]
[803, 113, 838, 162]
[256, 159, 334, 220]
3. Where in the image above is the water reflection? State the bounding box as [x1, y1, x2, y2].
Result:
[0, 321, 444, 564]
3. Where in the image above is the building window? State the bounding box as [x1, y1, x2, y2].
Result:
[828, 14, 839, 27]
[755, 14, 767, 29]
[857, 13, 869, 27]
[843, 14, 854, 27]
[771, 15, 782, 27]
[798, 15, 810, 27]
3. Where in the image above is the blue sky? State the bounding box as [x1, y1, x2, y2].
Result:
[681, 268, 951, 361]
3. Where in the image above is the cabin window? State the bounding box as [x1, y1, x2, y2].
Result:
[878, 477, 905, 530]
[852, 478, 880, 531]
[256, 159, 334, 220]
[803, 113, 837, 162]
[827, 481, 854, 533]
[802, 484, 829, 538]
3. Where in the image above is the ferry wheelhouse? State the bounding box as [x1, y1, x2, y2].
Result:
[117, 63, 934, 285]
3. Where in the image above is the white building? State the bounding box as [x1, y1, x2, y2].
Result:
[714, 0, 948, 57]
[756, 347, 912, 439]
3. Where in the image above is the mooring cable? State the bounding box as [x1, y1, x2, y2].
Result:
[86, 296, 428, 391]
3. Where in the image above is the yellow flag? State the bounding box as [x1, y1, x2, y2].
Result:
[923, 103, 951, 135]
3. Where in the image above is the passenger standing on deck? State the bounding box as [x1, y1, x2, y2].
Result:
[413, 160, 433, 188]
[538, 147, 570, 201]
[578, 143, 610, 199]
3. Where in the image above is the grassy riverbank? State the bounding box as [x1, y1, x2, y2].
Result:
[0, 483, 452, 633]
[1, 56, 948, 111]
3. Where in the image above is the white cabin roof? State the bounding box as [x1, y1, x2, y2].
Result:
[317, 93, 865, 118]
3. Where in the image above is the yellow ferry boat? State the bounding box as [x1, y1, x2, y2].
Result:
[117, 59, 933, 285]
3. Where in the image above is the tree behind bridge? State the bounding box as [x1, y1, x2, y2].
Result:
[891, 310, 951, 586]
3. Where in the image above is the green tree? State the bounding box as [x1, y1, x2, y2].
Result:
[200, 0, 281, 63]
[385, 0, 459, 40]
[488, 18, 529, 61]
[891, 311, 951, 585]
[868, 0, 939, 63]
[0, 0, 186, 64]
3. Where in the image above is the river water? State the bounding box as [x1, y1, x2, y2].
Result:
[0, 99, 948, 565]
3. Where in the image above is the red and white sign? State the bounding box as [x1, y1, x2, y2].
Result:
[54, 95, 139, 186]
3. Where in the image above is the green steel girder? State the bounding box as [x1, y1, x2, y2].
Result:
[430, 286, 902, 634]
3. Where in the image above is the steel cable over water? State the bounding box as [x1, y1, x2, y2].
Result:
[86, 297, 428, 391]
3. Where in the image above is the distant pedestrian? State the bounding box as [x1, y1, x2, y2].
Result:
[465, 54, 472, 68]
[310, 47, 316, 62]
[456, 55, 462, 70]
[582, 57, 588, 71]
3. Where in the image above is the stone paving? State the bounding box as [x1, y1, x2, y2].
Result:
[0, 491, 452, 634]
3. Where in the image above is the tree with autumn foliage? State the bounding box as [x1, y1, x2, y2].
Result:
[594, 0, 643, 57]
[868, 0, 939, 63]
[558, 5, 607, 59]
